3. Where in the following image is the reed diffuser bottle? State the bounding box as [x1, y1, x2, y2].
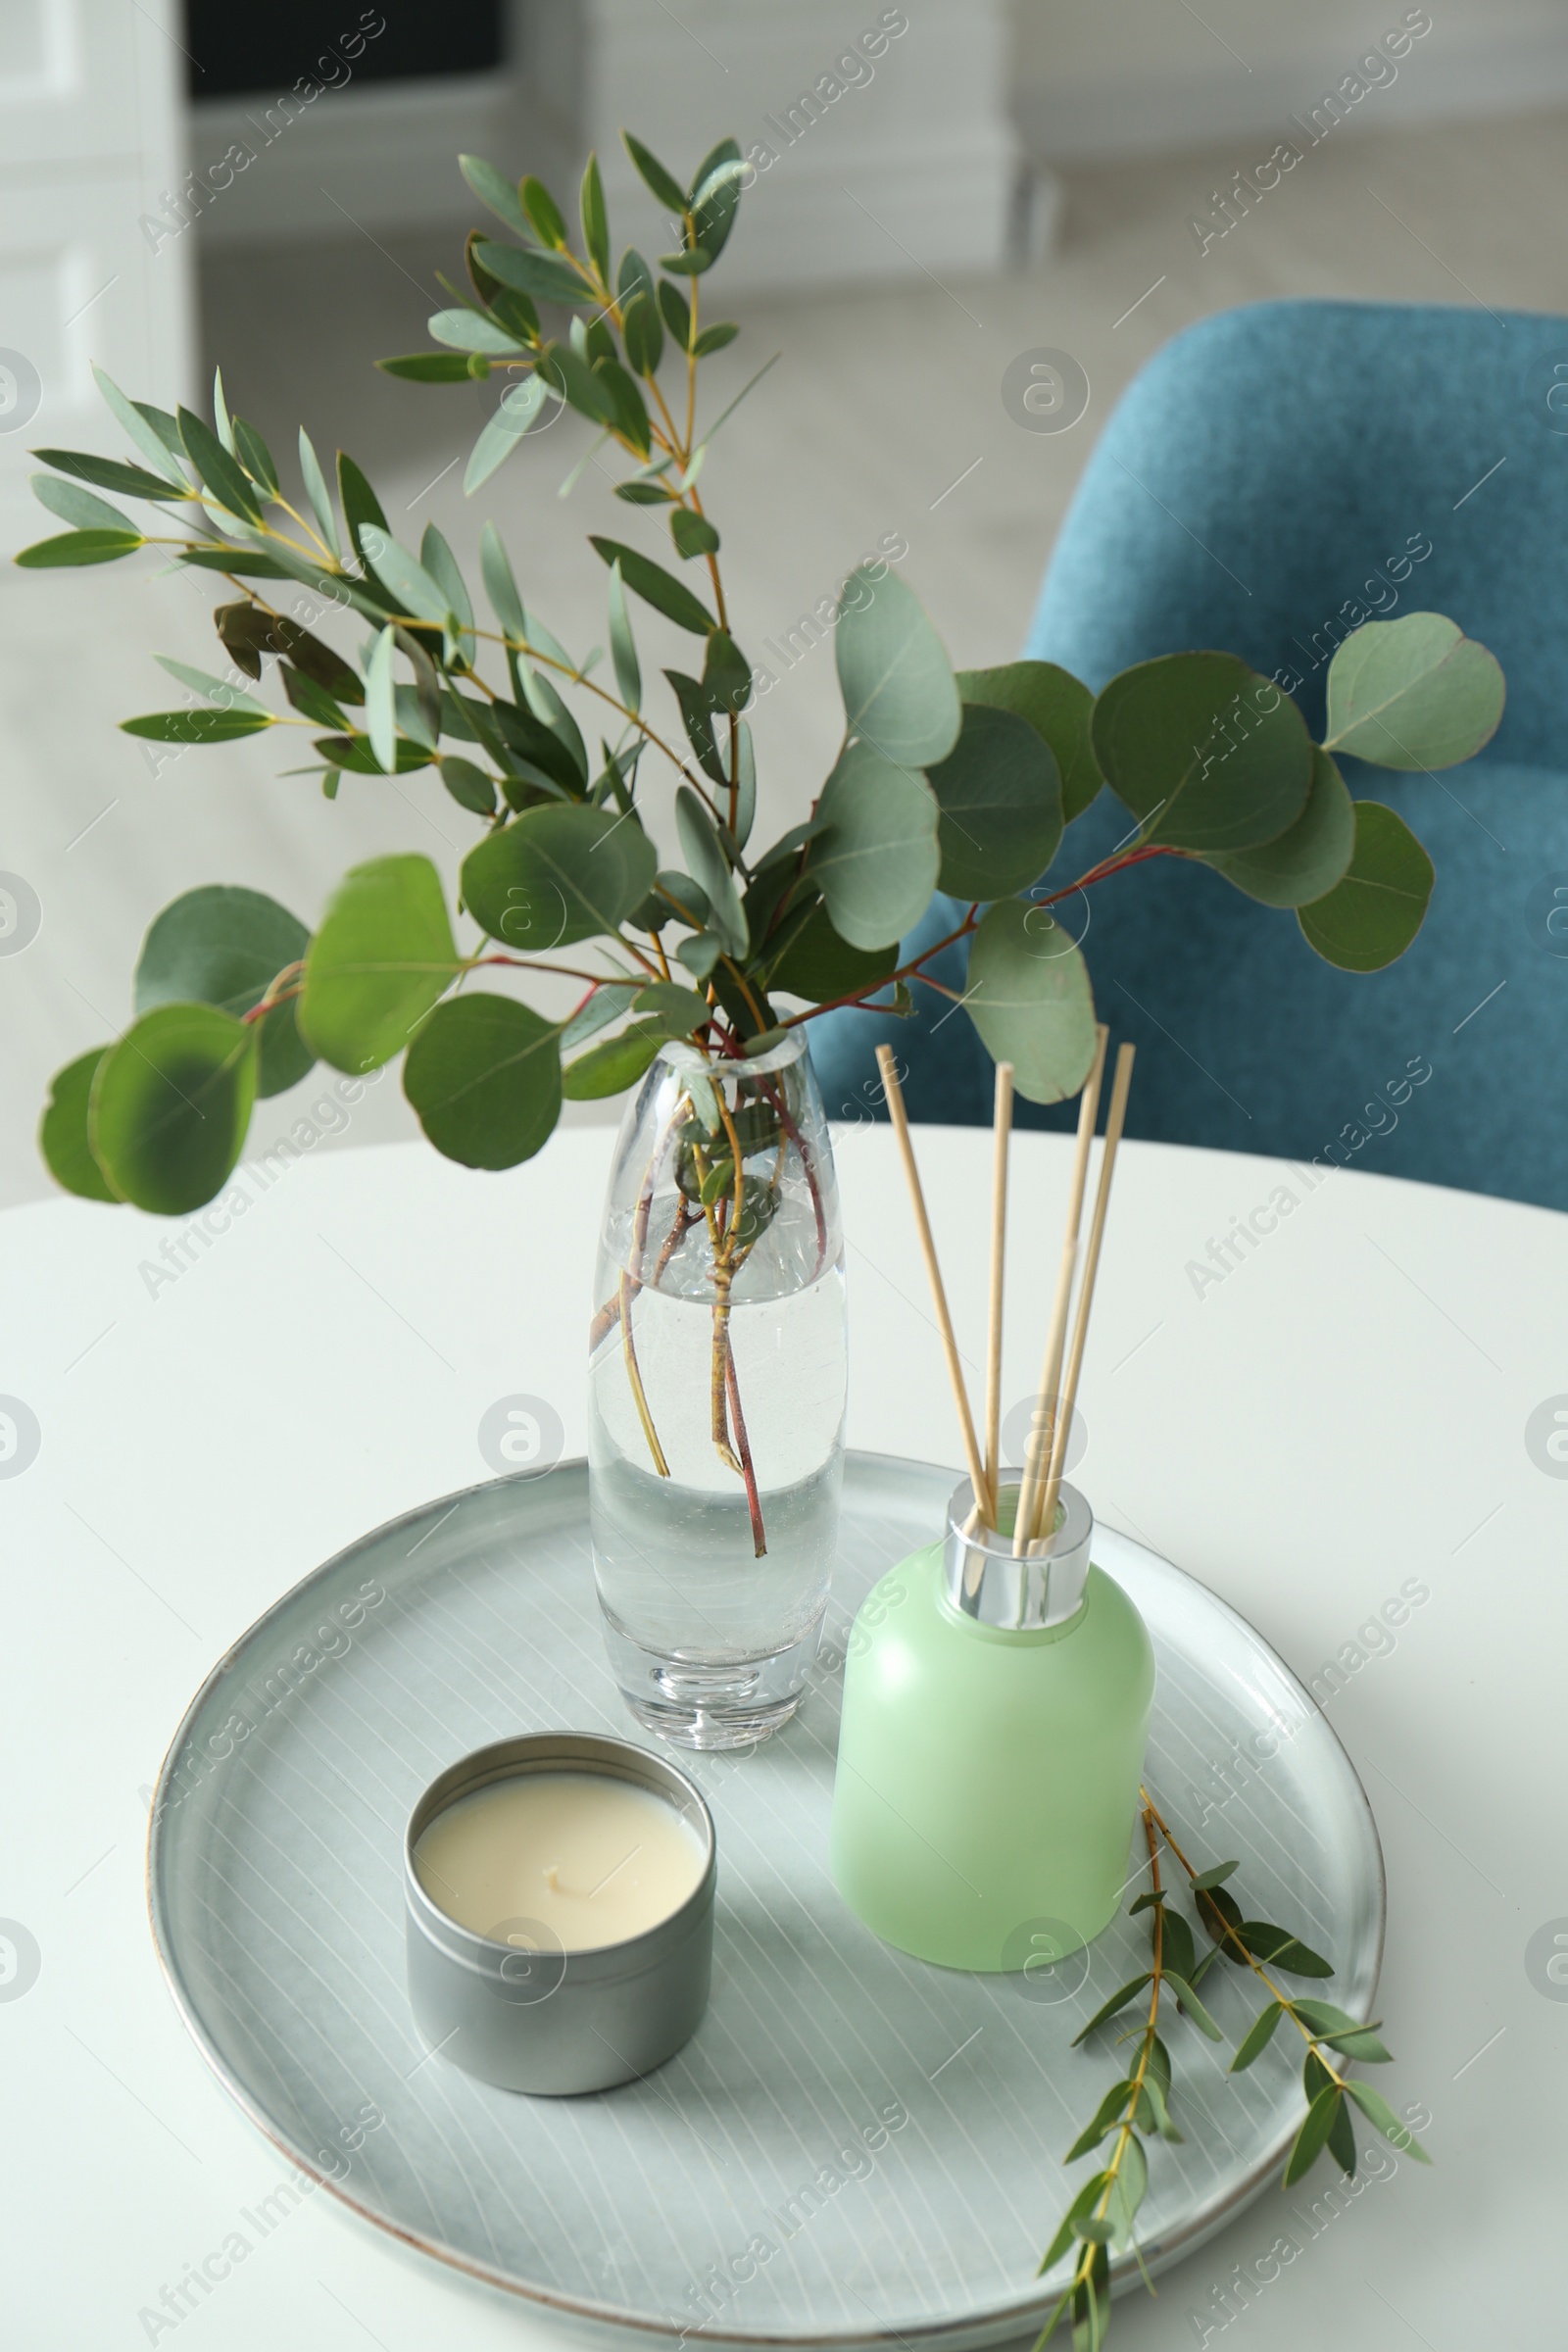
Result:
[830, 1475, 1153, 1970]
[831, 1032, 1154, 1971]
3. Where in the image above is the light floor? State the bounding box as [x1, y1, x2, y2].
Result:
[4, 102, 1568, 1204]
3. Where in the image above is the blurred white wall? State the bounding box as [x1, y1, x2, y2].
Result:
[1013, 0, 1568, 157]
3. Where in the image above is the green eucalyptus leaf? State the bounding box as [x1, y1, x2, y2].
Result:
[90, 1004, 257, 1212]
[1105, 2133, 1147, 2252]
[671, 508, 720, 561]
[427, 306, 525, 355]
[676, 929, 723, 981]
[1297, 802, 1434, 971]
[473, 238, 593, 307]
[703, 628, 750, 713]
[621, 291, 664, 378]
[622, 131, 688, 213]
[92, 365, 189, 484]
[956, 660, 1103, 824]
[693, 321, 739, 357]
[812, 738, 940, 953]
[463, 804, 657, 949]
[30, 473, 133, 532]
[439, 756, 498, 815]
[1165, 1974, 1224, 2041]
[733, 719, 757, 850]
[633, 981, 710, 1033]
[1238, 1922, 1335, 1977]
[313, 732, 433, 777]
[402, 994, 561, 1168]
[580, 151, 611, 278]
[135, 885, 313, 1099]
[1324, 612, 1504, 769]
[563, 1017, 666, 1099]
[233, 418, 279, 494]
[1064, 2080, 1138, 2163]
[378, 351, 484, 383]
[1092, 653, 1313, 851]
[479, 519, 527, 641]
[927, 702, 1062, 900]
[836, 564, 960, 768]
[1070, 1974, 1152, 2044]
[562, 982, 639, 1050]
[357, 526, 451, 627]
[39, 1050, 118, 1202]
[588, 535, 714, 634]
[1208, 747, 1355, 906]
[1282, 2083, 1344, 2187]
[766, 899, 897, 1003]
[297, 427, 340, 559]
[153, 658, 267, 715]
[964, 897, 1096, 1105]
[460, 153, 531, 239]
[465, 377, 551, 495]
[1158, 1908, 1197, 1984]
[420, 522, 475, 655]
[337, 450, 389, 580]
[519, 172, 569, 247]
[1189, 1861, 1240, 1892]
[675, 786, 748, 957]
[15, 528, 145, 568]
[1344, 2079, 1432, 2161]
[30, 447, 187, 503]
[1230, 2001, 1285, 2074]
[608, 560, 641, 712]
[365, 624, 398, 772]
[658, 278, 693, 351]
[175, 406, 262, 522]
[299, 855, 460, 1074]
[121, 709, 272, 744]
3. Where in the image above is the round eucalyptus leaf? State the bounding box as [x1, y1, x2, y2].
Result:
[402, 994, 562, 1168]
[927, 703, 1062, 901]
[39, 1048, 118, 1202]
[1323, 612, 1505, 770]
[1297, 802, 1435, 972]
[90, 1004, 257, 1213]
[835, 565, 960, 769]
[956, 661, 1103, 823]
[765, 899, 897, 1003]
[674, 787, 748, 958]
[1207, 749, 1355, 908]
[811, 738, 940, 953]
[463, 806, 657, 950]
[1092, 653, 1313, 853]
[963, 897, 1097, 1104]
[299, 855, 460, 1075]
[134, 884, 314, 1098]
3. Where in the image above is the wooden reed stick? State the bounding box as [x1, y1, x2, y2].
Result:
[1013, 1027, 1108, 1555]
[983, 1060, 1014, 1507]
[876, 1045, 991, 1520]
[1030, 1041, 1136, 1551]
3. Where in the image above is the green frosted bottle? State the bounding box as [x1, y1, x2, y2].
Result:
[830, 1477, 1154, 1972]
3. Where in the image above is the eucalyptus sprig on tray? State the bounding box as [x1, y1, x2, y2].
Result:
[1038, 1790, 1429, 2351]
[23, 127, 1507, 1225]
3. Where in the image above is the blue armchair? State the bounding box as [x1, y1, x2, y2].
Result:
[809, 299, 1568, 1209]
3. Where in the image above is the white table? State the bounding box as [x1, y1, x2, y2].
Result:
[2, 1126, 1557, 2347]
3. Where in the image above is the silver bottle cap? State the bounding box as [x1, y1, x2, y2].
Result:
[942, 1475, 1094, 1631]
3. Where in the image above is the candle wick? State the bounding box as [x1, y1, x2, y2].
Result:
[585, 1843, 642, 1900]
[544, 1864, 561, 1893]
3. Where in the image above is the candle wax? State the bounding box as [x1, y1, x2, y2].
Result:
[414, 1771, 707, 1950]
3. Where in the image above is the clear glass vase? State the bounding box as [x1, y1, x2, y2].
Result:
[588, 1032, 846, 1748]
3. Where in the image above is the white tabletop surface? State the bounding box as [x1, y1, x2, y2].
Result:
[2, 1121, 1558, 2348]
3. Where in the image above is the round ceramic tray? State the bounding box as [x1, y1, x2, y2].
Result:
[148, 1453, 1384, 2350]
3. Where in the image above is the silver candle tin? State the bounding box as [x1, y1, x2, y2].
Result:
[404, 1732, 715, 2096]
